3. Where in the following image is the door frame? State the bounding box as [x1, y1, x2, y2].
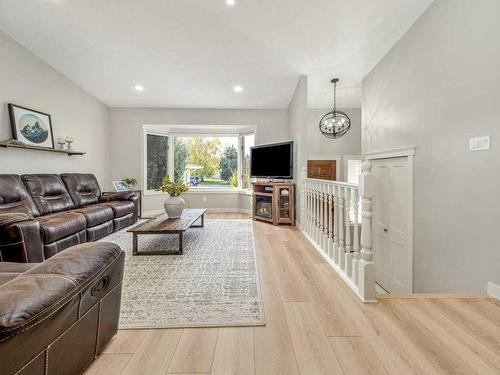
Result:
[363, 146, 415, 293]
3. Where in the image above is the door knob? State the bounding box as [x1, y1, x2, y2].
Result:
[383, 228, 388, 233]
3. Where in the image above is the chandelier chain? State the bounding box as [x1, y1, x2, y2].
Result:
[332, 80, 337, 112]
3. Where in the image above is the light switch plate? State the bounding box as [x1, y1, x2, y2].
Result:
[469, 136, 490, 151]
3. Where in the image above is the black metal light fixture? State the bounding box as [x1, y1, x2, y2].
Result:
[319, 78, 351, 139]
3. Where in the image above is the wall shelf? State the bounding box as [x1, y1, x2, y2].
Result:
[0, 142, 85, 156]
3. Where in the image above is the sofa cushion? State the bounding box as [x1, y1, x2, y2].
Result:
[37, 212, 86, 243]
[73, 204, 113, 227]
[60, 173, 101, 208]
[99, 201, 134, 218]
[0, 175, 40, 216]
[22, 174, 75, 215]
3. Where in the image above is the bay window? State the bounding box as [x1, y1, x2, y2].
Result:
[143, 128, 256, 193]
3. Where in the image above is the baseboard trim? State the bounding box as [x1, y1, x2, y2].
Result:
[142, 209, 164, 216]
[487, 282, 500, 300]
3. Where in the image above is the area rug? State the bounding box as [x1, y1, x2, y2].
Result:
[100, 219, 265, 329]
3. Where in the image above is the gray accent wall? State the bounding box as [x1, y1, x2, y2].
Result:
[362, 0, 500, 292]
[108, 108, 289, 213]
[0, 30, 110, 186]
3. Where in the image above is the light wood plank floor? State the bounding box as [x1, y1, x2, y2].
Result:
[86, 213, 500, 375]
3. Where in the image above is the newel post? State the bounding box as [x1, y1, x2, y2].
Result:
[358, 160, 377, 302]
[300, 166, 307, 228]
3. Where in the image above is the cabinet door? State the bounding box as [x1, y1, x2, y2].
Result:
[276, 186, 292, 223]
[307, 160, 336, 180]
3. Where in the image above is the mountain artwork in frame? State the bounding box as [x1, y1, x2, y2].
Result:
[8, 103, 55, 149]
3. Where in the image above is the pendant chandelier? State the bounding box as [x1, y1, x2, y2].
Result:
[318, 78, 351, 139]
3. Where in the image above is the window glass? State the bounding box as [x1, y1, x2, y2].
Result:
[174, 136, 239, 188]
[146, 133, 168, 191]
[347, 159, 362, 184]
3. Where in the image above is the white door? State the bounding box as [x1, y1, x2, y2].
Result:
[372, 157, 412, 294]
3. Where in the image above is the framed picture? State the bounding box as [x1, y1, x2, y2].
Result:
[8, 104, 55, 149]
[113, 181, 130, 192]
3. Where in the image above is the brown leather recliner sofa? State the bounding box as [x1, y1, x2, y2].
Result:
[0, 173, 138, 263]
[0, 241, 125, 375]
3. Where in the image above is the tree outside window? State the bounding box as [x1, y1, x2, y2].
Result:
[174, 136, 239, 188]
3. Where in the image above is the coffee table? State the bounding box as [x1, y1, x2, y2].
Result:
[127, 208, 206, 255]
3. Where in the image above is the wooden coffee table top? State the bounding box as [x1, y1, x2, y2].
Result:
[128, 208, 207, 234]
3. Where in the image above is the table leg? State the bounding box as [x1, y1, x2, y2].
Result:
[132, 233, 138, 256]
[191, 213, 205, 228]
[179, 232, 183, 254]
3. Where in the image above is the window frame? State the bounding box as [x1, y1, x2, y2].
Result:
[142, 130, 171, 195]
[142, 126, 257, 195]
[240, 131, 256, 191]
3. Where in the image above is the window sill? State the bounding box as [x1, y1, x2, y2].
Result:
[144, 188, 252, 196]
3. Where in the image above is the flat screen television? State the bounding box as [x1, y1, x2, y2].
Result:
[250, 141, 293, 179]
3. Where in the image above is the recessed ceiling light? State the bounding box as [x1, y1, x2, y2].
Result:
[134, 84, 144, 92]
[233, 85, 243, 93]
[226, 0, 235, 6]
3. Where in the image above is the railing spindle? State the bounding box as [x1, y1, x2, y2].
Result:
[338, 187, 345, 271]
[353, 188, 360, 285]
[333, 185, 339, 265]
[345, 187, 353, 277]
[328, 184, 334, 259]
[322, 184, 328, 251]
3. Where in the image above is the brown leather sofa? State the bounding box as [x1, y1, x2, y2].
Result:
[0, 241, 125, 375]
[0, 173, 138, 263]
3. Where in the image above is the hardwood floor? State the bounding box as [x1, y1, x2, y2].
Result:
[86, 213, 500, 375]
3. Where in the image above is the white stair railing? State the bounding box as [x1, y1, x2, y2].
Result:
[300, 161, 376, 302]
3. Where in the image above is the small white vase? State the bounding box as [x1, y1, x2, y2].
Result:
[164, 196, 186, 218]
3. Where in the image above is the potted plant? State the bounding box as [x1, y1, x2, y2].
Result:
[157, 176, 189, 218]
[121, 177, 138, 189]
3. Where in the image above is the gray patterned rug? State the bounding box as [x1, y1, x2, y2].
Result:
[100, 219, 265, 329]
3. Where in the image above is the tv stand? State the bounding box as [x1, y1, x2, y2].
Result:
[252, 182, 295, 226]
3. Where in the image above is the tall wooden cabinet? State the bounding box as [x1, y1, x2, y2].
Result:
[252, 182, 295, 226]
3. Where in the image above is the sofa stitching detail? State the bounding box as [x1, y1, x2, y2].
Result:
[12, 349, 46, 375]
[22, 274, 79, 286]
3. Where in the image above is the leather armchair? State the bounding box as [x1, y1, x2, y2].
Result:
[0, 213, 44, 263]
[0, 241, 125, 375]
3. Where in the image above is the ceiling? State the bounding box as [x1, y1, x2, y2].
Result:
[0, 0, 432, 109]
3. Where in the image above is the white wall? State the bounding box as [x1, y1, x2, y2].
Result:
[362, 0, 500, 292]
[288, 76, 362, 224]
[0, 31, 109, 186]
[108, 108, 288, 213]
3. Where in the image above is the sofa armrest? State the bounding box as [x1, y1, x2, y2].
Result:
[100, 191, 135, 202]
[0, 213, 34, 227]
[100, 192, 139, 222]
[0, 213, 44, 263]
[0, 242, 123, 336]
[0, 242, 125, 374]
